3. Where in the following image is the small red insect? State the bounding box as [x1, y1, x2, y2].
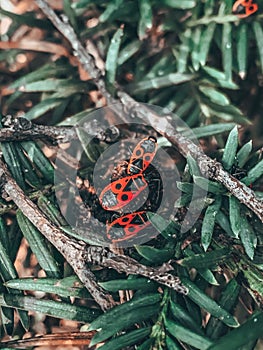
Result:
[232, 0, 258, 18]
[100, 173, 148, 211]
[128, 136, 157, 175]
[99, 136, 158, 243]
[106, 211, 151, 242]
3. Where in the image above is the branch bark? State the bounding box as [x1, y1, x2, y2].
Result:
[85, 246, 188, 295]
[0, 160, 115, 311]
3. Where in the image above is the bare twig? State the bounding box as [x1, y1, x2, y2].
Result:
[85, 246, 189, 295]
[0, 160, 115, 311]
[0, 115, 76, 143]
[0, 116, 120, 144]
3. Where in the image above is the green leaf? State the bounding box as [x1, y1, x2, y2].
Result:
[186, 154, 201, 176]
[60, 225, 104, 246]
[239, 215, 257, 260]
[5, 277, 90, 299]
[174, 193, 192, 207]
[176, 182, 193, 194]
[118, 40, 141, 65]
[179, 247, 232, 269]
[222, 23, 233, 81]
[132, 73, 194, 93]
[242, 264, 263, 298]
[229, 196, 241, 238]
[183, 245, 220, 285]
[165, 318, 213, 349]
[96, 327, 151, 350]
[176, 98, 196, 119]
[183, 122, 237, 139]
[199, 86, 230, 106]
[21, 141, 54, 183]
[222, 126, 239, 171]
[14, 143, 41, 189]
[202, 66, 238, 89]
[193, 176, 225, 194]
[166, 335, 184, 350]
[135, 245, 174, 264]
[0, 8, 49, 29]
[16, 211, 61, 278]
[99, 277, 157, 292]
[63, 0, 78, 33]
[37, 196, 67, 226]
[88, 293, 161, 331]
[0, 217, 9, 253]
[105, 27, 124, 86]
[90, 304, 159, 346]
[242, 159, 263, 185]
[208, 312, 263, 350]
[206, 278, 241, 339]
[207, 105, 248, 124]
[188, 15, 237, 26]
[170, 299, 204, 334]
[237, 23, 248, 79]
[215, 210, 235, 238]
[147, 212, 180, 241]
[236, 140, 252, 168]
[191, 27, 201, 71]
[201, 197, 222, 251]
[24, 97, 64, 120]
[199, 23, 216, 66]
[1, 143, 26, 190]
[252, 22, 263, 73]
[138, 0, 153, 39]
[198, 268, 219, 286]
[17, 79, 87, 94]
[9, 62, 72, 90]
[99, 0, 124, 22]
[162, 0, 196, 9]
[137, 338, 154, 350]
[177, 28, 192, 73]
[0, 293, 100, 323]
[181, 277, 239, 327]
[76, 127, 101, 163]
[0, 239, 17, 281]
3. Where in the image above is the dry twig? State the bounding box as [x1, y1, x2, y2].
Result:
[0, 159, 115, 311]
[85, 246, 188, 294]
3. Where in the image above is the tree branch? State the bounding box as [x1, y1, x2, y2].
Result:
[85, 246, 188, 295]
[0, 160, 115, 311]
[0, 115, 119, 144]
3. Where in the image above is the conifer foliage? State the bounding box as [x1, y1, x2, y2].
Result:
[0, 1, 263, 349]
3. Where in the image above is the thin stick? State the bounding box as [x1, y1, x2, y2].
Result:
[85, 246, 189, 295]
[0, 161, 115, 311]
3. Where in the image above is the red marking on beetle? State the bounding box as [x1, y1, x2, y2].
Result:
[107, 211, 150, 242]
[232, 0, 258, 18]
